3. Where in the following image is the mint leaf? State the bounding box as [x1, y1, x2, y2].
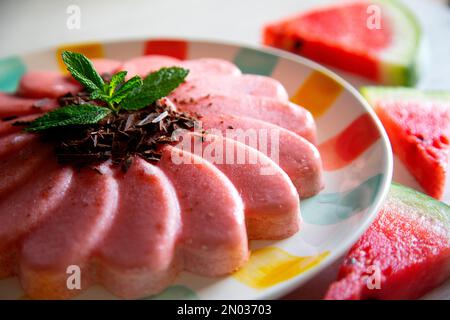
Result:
[110, 75, 143, 104]
[24, 104, 111, 132]
[90, 89, 110, 101]
[108, 71, 127, 96]
[62, 51, 105, 92]
[121, 67, 189, 110]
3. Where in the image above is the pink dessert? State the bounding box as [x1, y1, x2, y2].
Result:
[0, 136, 52, 197]
[177, 132, 301, 239]
[0, 114, 41, 136]
[200, 114, 323, 197]
[158, 146, 248, 276]
[171, 74, 289, 101]
[174, 94, 316, 141]
[20, 165, 118, 299]
[97, 158, 181, 298]
[120, 55, 182, 78]
[0, 52, 323, 299]
[121, 56, 241, 78]
[0, 133, 39, 158]
[180, 58, 242, 77]
[18, 71, 81, 98]
[0, 153, 74, 278]
[90, 58, 122, 75]
[0, 93, 57, 117]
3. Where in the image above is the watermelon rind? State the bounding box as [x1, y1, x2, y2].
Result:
[361, 86, 450, 106]
[389, 183, 450, 230]
[374, 0, 424, 86]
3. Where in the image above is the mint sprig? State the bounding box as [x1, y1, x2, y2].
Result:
[62, 51, 105, 92]
[121, 67, 189, 110]
[25, 51, 189, 132]
[24, 104, 111, 132]
[109, 71, 127, 94]
[109, 75, 143, 105]
[89, 71, 143, 111]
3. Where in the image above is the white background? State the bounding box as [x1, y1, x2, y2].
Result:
[0, 0, 449, 91]
[0, 0, 449, 299]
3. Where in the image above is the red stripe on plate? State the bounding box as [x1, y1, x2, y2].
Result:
[144, 40, 188, 60]
[319, 113, 380, 171]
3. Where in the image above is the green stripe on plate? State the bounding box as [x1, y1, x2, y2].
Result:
[144, 285, 198, 300]
[0, 56, 26, 92]
[302, 174, 383, 225]
[233, 48, 278, 76]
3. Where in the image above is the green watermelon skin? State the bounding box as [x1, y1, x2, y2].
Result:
[325, 183, 450, 300]
[263, 0, 423, 86]
[362, 87, 450, 199]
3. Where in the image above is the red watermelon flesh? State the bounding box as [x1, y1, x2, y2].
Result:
[362, 87, 450, 199]
[263, 0, 422, 86]
[325, 183, 450, 300]
[264, 2, 389, 80]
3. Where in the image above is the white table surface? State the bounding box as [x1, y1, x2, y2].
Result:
[0, 0, 449, 300]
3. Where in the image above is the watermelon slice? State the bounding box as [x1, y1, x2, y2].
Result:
[325, 183, 450, 300]
[263, 0, 423, 86]
[362, 87, 450, 199]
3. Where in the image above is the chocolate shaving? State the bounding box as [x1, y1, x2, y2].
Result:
[57, 92, 92, 106]
[2, 115, 18, 121]
[38, 98, 198, 171]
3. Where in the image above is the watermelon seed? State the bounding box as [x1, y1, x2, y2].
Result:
[426, 147, 438, 159]
[439, 135, 449, 145]
[432, 135, 450, 149]
[293, 40, 303, 51]
[432, 139, 442, 149]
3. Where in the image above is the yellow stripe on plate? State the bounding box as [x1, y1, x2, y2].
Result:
[290, 71, 343, 118]
[56, 42, 104, 73]
[233, 247, 329, 289]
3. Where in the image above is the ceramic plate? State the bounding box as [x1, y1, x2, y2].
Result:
[0, 38, 393, 300]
